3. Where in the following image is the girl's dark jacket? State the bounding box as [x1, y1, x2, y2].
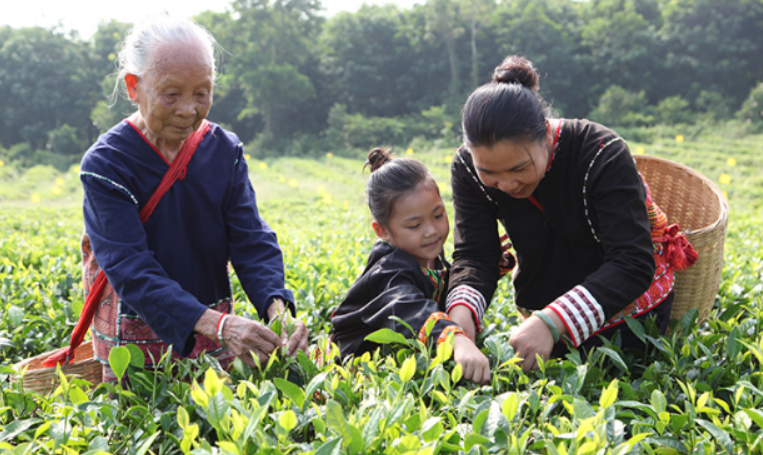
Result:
[332, 241, 458, 359]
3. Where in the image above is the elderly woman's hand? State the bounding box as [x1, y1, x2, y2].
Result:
[267, 299, 309, 357]
[222, 315, 283, 367]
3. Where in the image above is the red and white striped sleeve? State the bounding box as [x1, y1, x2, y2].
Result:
[446, 284, 486, 333]
[547, 285, 605, 347]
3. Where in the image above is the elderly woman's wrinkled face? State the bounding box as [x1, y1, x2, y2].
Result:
[130, 40, 213, 147]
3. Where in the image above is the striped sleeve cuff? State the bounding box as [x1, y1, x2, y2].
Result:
[547, 285, 605, 348]
[446, 285, 486, 333]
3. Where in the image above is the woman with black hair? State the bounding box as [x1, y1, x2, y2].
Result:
[444, 55, 696, 372]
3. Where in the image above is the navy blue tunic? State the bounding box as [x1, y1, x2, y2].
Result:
[80, 121, 293, 356]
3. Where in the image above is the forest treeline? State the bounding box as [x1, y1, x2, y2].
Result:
[2, 0, 763, 170]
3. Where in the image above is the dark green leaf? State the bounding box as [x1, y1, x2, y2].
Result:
[696, 419, 733, 454]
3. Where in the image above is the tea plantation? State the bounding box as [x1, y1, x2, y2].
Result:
[1, 133, 762, 454]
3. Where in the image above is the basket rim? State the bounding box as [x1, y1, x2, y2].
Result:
[634, 154, 729, 234]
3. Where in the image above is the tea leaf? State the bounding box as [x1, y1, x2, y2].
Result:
[314, 437, 343, 455]
[108, 345, 131, 381]
[651, 390, 667, 414]
[0, 418, 40, 442]
[274, 377, 306, 409]
[365, 328, 407, 345]
[135, 431, 161, 455]
[279, 410, 297, 432]
[400, 356, 416, 383]
[696, 418, 733, 453]
[8, 306, 23, 326]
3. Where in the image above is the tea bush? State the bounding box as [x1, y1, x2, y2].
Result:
[1, 135, 762, 453]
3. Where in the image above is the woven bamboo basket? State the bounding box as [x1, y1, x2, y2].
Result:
[12, 340, 102, 394]
[634, 155, 729, 324]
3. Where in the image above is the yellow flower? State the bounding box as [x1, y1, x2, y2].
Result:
[0, 160, 4, 167]
[343, 200, 350, 210]
[719, 173, 732, 185]
[675, 135, 684, 143]
[55, 178, 64, 186]
[288, 178, 298, 188]
[437, 182, 447, 193]
[444, 155, 453, 164]
[326, 153, 334, 159]
[51, 186, 62, 195]
[635, 146, 645, 155]
[72, 165, 80, 174]
[31, 193, 41, 204]
[726, 157, 737, 167]
[245, 154, 251, 161]
[322, 193, 333, 204]
[317, 185, 326, 195]
[279, 176, 286, 183]
[406, 148, 414, 155]
[259, 162, 267, 170]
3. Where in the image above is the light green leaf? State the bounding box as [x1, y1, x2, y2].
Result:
[501, 393, 519, 421]
[365, 328, 407, 345]
[108, 346, 130, 381]
[135, 431, 161, 455]
[400, 356, 416, 383]
[8, 306, 23, 326]
[451, 362, 463, 384]
[651, 389, 667, 414]
[314, 437, 343, 455]
[0, 418, 41, 442]
[177, 407, 190, 429]
[279, 410, 297, 433]
[599, 380, 618, 409]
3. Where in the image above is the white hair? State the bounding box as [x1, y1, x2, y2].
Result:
[111, 13, 219, 104]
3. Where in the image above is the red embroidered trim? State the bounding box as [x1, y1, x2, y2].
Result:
[418, 312, 451, 343]
[437, 325, 467, 345]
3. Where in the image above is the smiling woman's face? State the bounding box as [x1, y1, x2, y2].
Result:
[470, 136, 551, 199]
[129, 40, 214, 149]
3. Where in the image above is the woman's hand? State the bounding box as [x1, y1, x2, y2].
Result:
[222, 314, 283, 367]
[453, 334, 491, 384]
[267, 299, 309, 357]
[508, 309, 563, 372]
[447, 305, 477, 341]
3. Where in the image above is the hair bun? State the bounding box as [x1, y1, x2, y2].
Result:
[492, 55, 540, 92]
[366, 147, 393, 173]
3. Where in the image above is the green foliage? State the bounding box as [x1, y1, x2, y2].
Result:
[1, 135, 762, 453]
[737, 83, 763, 133]
[589, 85, 655, 127]
[656, 95, 693, 125]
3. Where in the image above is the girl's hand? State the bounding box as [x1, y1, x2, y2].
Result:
[508, 315, 555, 372]
[453, 334, 491, 384]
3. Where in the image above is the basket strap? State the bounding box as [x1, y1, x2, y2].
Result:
[42, 120, 210, 367]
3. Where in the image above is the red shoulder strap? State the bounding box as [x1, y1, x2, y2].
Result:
[43, 120, 211, 367]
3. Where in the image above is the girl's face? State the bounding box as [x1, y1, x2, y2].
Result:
[470, 130, 552, 199]
[373, 183, 449, 268]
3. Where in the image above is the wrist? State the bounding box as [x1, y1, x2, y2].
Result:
[532, 310, 560, 344]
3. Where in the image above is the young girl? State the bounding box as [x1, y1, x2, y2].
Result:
[332, 148, 491, 385]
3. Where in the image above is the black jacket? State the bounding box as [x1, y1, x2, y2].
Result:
[332, 241, 457, 358]
[449, 119, 655, 320]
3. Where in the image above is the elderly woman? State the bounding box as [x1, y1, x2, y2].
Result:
[70, 15, 307, 380]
